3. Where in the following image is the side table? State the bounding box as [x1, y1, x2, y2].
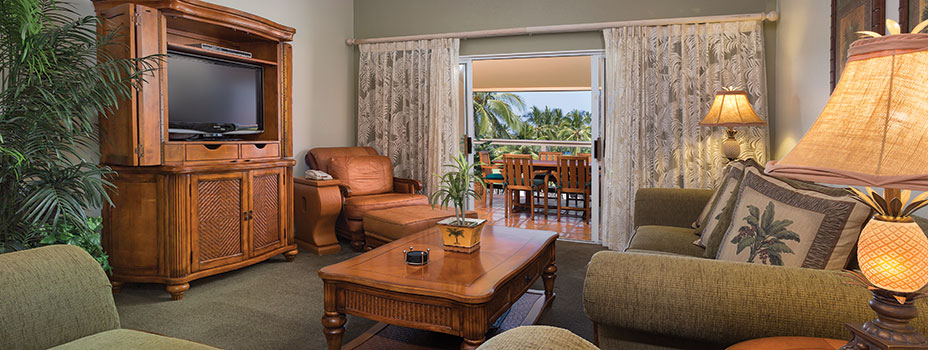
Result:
[728, 337, 846, 350]
[294, 178, 342, 255]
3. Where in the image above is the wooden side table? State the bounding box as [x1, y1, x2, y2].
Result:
[727, 337, 846, 350]
[293, 178, 342, 255]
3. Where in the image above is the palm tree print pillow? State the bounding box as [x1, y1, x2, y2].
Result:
[715, 168, 871, 270]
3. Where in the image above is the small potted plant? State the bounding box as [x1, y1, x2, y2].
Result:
[429, 154, 487, 253]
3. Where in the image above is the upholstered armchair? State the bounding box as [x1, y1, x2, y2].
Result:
[304, 147, 427, 251]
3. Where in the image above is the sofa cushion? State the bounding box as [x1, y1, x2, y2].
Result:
[343, 193, 429, 220]
[307, 146, 378, 173]
[50, 329, 217, 350]
[714, 167, 872, 269]
[627, 225, 706, 258]
[364, 205, 478, 242]
[329, 155, 394, 196]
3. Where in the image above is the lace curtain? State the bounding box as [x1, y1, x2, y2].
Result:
[357, 39, 461, 194]
[601, 21, 769, 250]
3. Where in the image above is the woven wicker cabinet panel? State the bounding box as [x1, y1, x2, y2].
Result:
[196, 174, 245, 264]
[252, 170, 281, 251]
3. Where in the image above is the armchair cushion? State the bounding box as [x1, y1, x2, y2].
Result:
[477, 326, 598, 350]
[306, 146, 378, 173]
[343, 193, 428, 220]
[328, 155, 394, 196]
[0, 245, 119, 350]
[50, 329, 216, 350]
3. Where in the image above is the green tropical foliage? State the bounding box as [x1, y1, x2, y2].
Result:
[429, 154, 485, 225]
[0, 0, 159, 270]
[730, 201, 800, 265]
[473, 93, 593, 160]
[474, 92, 525, 139]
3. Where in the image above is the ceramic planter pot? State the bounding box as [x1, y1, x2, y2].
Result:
[437, 217, 486, 253]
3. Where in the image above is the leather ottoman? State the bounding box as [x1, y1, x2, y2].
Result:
[363, 205, 478, 249]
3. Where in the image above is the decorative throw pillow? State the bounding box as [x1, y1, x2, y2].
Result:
[692, 167, 731, 231]
[714, 167, 872, 270]
[327, 155, 394, 196]
[693, 159, 763, 247]
[692, 163, 744, 246]
[700, 159, 766, 257]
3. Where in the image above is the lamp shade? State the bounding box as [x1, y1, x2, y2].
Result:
[766, 34, 928, 190]
[857, 219, 928, 293]
[698, 90, 767, 127]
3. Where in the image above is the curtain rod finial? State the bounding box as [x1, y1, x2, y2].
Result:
[765, 11, 779, 22]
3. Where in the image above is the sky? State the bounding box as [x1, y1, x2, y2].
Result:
[510, 91, 591, 115]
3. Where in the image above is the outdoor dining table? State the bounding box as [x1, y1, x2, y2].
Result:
[491, 159, 590, 216]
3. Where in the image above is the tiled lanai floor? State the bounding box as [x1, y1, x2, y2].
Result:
[474, 190, 592, 241]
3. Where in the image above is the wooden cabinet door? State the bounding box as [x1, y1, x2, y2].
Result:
[192, 172, 248, 271]
[248, 168, 285, 256]
[97, 4, 164, 166]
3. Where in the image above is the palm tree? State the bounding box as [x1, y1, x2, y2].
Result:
[524, 106, 565, 140]
[556, 109, 592, 155]
[730, 201, 800, 265]
[474, 92, 525, 139]
[0, 0, 158, 270]
[558, 110, 592, 141]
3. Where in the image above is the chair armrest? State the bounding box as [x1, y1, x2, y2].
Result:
[0, 245, 120, 349]
[393, 177, 422, 193]
[476, 326, 599, 350]
[583, 251, 928, 346]
[634, 188, 713, 228]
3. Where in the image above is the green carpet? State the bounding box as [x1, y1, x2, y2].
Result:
[114, 239, 606, 349]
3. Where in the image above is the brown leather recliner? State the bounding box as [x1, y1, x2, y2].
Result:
[305, 147, 427, 251]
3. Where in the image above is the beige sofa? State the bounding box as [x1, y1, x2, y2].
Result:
[582, 188, 928, 349]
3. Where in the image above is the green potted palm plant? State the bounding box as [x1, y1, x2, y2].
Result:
[0, 0, 157, 270]
[429, 154, 487, 253]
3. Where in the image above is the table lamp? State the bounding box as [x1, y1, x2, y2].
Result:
[698, 87, 767, 161]
[766, 20, 928, 350]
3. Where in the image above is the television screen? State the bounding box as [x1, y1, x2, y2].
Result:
[167, 51, 263, 135]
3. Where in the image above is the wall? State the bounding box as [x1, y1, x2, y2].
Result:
[205, 0, 356, 174]
[353, 0, 779, 151]
[773, 0, 899, 159]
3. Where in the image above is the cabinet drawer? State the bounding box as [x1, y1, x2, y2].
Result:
[241, 143, 279, 159]
[186, 144, 239, 161]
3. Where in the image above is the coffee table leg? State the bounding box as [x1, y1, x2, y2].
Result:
[322, 282, 346, 350]
[322, 311, 346, 350]
[543, 261, 557, 298]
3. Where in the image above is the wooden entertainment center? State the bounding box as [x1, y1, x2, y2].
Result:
[93, 0, 296, 300]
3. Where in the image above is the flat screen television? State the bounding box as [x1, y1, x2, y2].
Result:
[167, 50, 263, 137]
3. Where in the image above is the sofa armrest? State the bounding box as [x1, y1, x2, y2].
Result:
[583, 251, 928, 346]
[393, 177, 422, 193]
[634, 188, 713, 228]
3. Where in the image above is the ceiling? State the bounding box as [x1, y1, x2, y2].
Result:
[472, 55, 592, 92]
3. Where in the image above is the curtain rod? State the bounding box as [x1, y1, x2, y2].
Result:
[346, 11, 778, 46]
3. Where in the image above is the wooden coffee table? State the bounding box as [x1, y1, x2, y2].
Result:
[318, 225, 558, 350]
[727, 337, 846, 349]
